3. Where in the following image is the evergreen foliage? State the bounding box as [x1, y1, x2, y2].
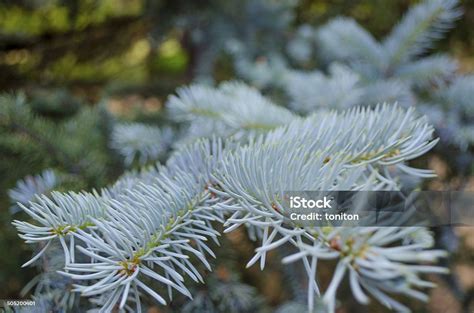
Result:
[235, 0, 472, 172]
[12, 86, 445, 312]
[4, 0, 474, 312]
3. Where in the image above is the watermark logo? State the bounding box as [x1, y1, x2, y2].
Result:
[281, 190, 474, 227]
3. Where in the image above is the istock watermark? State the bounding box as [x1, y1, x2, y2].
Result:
[281, 190, 474, 227]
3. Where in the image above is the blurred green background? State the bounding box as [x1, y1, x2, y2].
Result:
[1, 0, 473, 94]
